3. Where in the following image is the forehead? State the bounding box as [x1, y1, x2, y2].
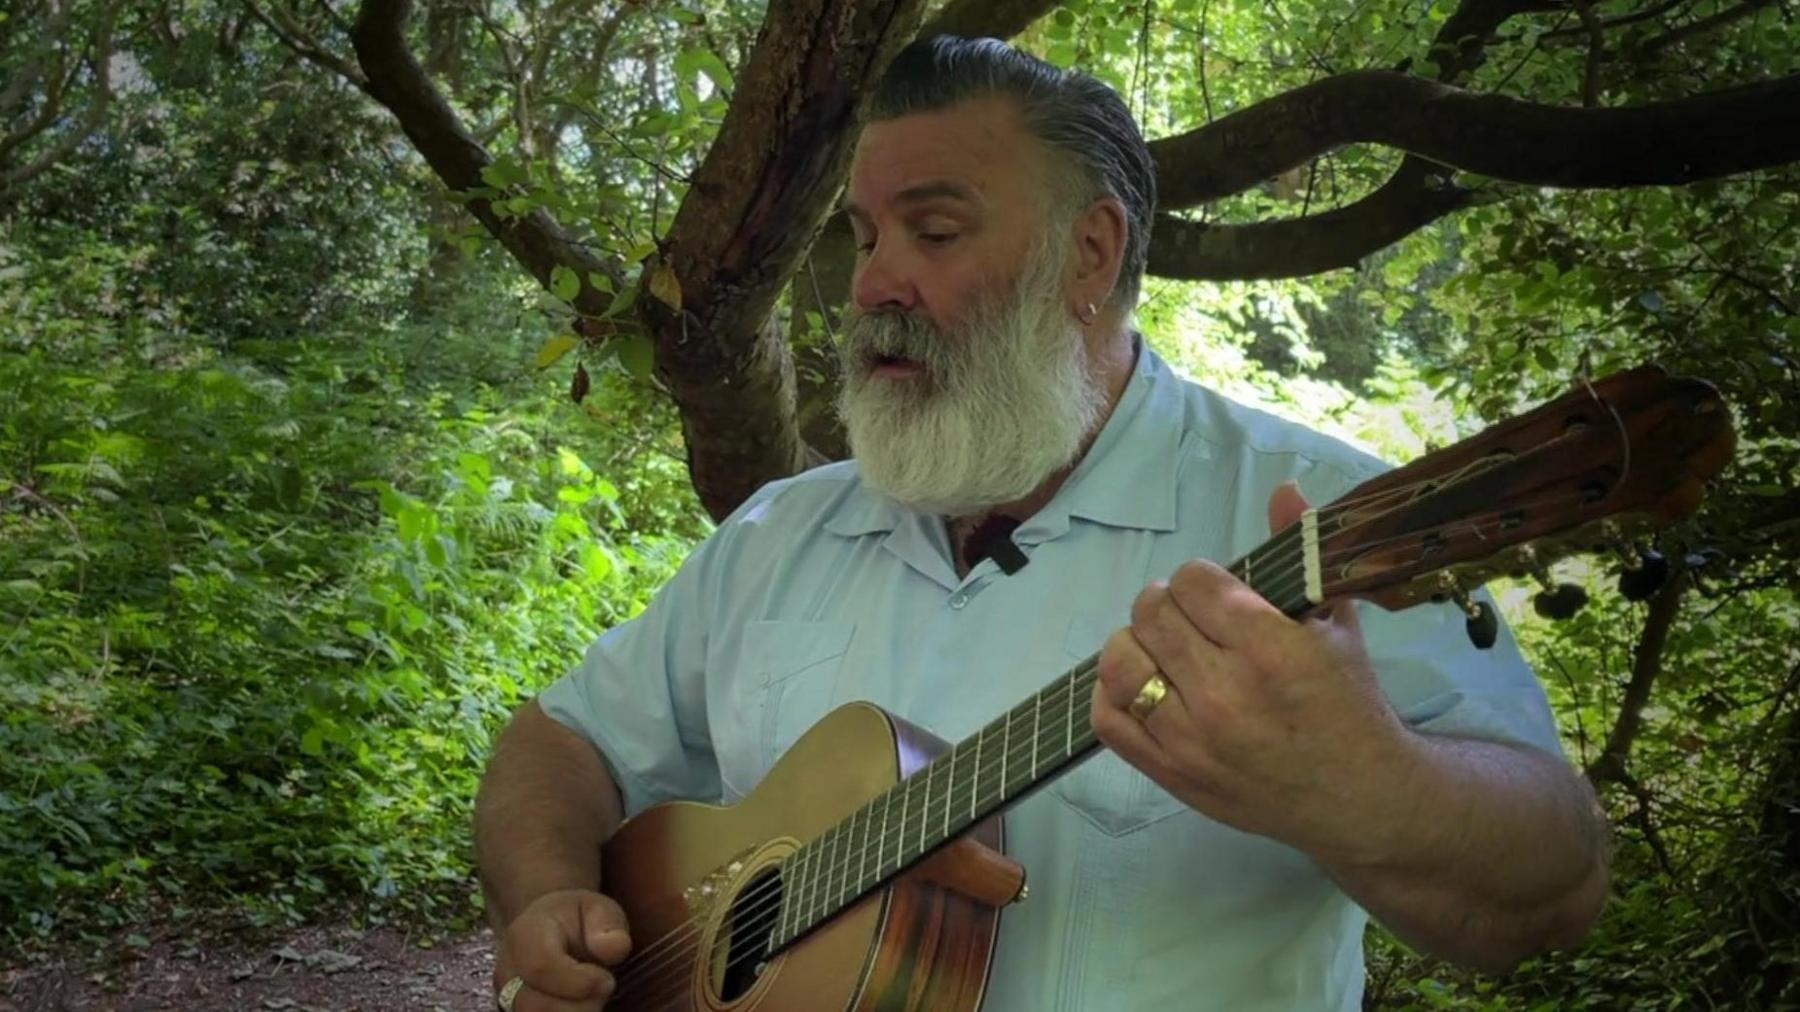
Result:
[847, 95, 1045, 215]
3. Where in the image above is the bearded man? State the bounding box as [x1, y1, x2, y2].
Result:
[474, 35, 1610, 1012]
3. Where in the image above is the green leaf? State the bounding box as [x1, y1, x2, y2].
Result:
[535, 334, 580, 369]
[618, 334, 654, 379]
[550, 265, 580, 302]
[479, 157, 528, 189]
[675, 47, 735, 93]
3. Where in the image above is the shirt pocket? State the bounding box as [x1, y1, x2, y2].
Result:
[1050, 615, 1190, 837]
[742, 619, 856, 773]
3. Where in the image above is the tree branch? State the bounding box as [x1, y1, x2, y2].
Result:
[1587, 564, 1689, 789]
[917, 0, 1060, 41]
[1149, 70, 1800, 210]
[0, 0, 122, 195]
[243, 0, 374, 95]
[1147, 159, 1482, 279]
[644, 0, 929, 519]
[350, 0, 617, 305]
[1643, 0, 1778, 53]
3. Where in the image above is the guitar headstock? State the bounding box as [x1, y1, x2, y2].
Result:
[1316, 366, 1735, 624]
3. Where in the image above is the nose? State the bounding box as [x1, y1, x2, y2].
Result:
[851, 242, 919, 315]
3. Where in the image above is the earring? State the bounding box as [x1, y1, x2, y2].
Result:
[1076, 301, 1097, 325]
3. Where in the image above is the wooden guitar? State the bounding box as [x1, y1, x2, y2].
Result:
[595, 366, 1735, 1011]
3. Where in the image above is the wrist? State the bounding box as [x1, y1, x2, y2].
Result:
[1310, 717, 1444, 873]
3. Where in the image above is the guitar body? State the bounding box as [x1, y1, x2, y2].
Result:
[601, 702, 1007, 1012]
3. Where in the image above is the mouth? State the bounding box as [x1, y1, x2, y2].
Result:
[869, 352, 926, 379]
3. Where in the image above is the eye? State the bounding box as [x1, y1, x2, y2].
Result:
[919, 232, 958, 246]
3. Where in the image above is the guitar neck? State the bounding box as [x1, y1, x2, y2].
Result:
[771, 518, 1319, 949]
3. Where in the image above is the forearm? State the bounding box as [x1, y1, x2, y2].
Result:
[1316, 731, 1610, 973]
[474, 699, 625, 930]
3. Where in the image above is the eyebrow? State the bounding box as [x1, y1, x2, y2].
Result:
[841, 179, 983, 221]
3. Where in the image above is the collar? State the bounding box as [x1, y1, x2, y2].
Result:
[823, 337, 1186, 542]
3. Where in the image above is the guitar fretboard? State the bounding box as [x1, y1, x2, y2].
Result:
[768, 511, 1323, 949]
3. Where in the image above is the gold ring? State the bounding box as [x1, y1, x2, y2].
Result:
[497, 975, 525, 1012]
[1128, 673, 1170, 720]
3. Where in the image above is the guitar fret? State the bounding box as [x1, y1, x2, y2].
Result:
[877, 793, 890, 880]
[838, 808, 857, 905]
[922, 757, 935, 855]
[971, 727, 983, 820]
[1031, 690, 1043, 780]
[1001, 707, 1012, 795]
[942, 748, 955, 839]
[1065, 670, 1074, 756]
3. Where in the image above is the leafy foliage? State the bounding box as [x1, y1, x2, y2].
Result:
[0, 225, 701, 945]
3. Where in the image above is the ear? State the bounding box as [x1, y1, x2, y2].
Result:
[1070, 195, 1129, 310]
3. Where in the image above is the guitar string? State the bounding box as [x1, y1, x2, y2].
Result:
[611, 492, 1585, 1007]
[617, 663, 1105, 1009]
[609, 482, 1602, 1001]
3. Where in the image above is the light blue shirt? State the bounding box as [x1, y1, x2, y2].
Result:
[539, 342, 1564, 1011]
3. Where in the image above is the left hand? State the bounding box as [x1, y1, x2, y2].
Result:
[1089, 481, 1414, 859]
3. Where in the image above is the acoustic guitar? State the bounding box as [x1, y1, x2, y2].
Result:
[595, 366, 1735, 1011]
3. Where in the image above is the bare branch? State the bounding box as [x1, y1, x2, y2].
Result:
[1573, 0, 1604, 106]
[1147, 160, 1482, 280]
[350, 0, 617, 299]
[1642, 0, 1778, 53]
[243, 0, 373, 94]
[918, 0, 1060, 41]
[1150, 70, 1800, 210]
[0, 1, 72, 118]
[0, 0, 123, 195]
[1587, 564, 1689, 789]
[1526, 0, 1692, 40]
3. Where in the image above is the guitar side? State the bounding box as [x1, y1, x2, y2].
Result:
[600, 701, 1007, 1012]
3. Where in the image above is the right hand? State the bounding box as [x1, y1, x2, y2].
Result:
[494, 889, 634, 1011]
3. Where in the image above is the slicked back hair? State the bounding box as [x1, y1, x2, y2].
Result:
[866, 35, 1157, 311]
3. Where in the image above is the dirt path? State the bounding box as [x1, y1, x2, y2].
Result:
[1, 922, 498, 1012]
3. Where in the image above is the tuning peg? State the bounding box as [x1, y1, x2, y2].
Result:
[1617, 547, 1668, 602]
[1533, 582, 1590, 620]
[1453, 592, 1498, 649]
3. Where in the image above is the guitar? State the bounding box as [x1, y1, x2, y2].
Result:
[595, 366, 1735, 1012]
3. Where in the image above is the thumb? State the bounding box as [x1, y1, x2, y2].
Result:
[1268, 479, 1311, 535]
[580, 892, 633, 966]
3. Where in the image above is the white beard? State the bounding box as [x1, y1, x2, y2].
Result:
[834, 243, 1105, 517]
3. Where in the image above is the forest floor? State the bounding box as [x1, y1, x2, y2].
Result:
[0, 919, 496, 1012]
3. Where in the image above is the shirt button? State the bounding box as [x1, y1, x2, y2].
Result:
[949, 592, 969, 609]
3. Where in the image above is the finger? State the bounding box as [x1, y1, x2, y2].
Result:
[1128, 576, 1229, 695]
[515, 983, 611, 1012]
[1089, 675, 1174, 774]
[1094, 625, 1162, 713]
[1164, 558, 1286, 652]
[576, 892, 633, 966]
[1267, 478, 1311, 535]
[511, 915, 612, 1002]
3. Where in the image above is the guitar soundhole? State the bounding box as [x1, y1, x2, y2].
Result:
[714, 867, 783, 1001]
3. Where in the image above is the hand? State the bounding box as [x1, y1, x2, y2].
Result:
[1088, 481, 1417, 861]
[494, 889, 633, 1011]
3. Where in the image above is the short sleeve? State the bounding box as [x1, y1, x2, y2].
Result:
[1302, 459, 1565, 758]
[1356, 595, 1565, 757]
[535, 542, 722, 817]
[533, 482, 783, 817]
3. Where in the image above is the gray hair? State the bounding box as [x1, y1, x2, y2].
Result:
[867, 35, 1157, 310]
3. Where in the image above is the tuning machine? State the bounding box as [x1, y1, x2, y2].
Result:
[1511, 545, 1589, 621]
[1617, 546, 1669, 601]
[1436, 572, 1498, 649]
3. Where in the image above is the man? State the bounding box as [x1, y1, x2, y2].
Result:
[475, 36, 1610, 1012]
